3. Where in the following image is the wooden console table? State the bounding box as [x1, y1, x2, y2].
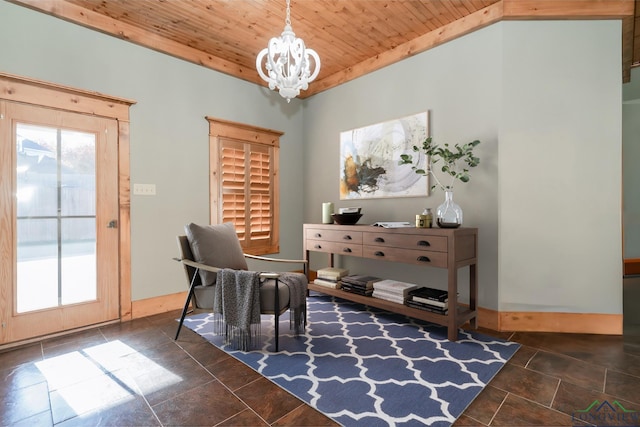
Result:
[303, 223, 478, 341]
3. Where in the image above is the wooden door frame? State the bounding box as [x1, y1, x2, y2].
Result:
[0, 72, 136, 325]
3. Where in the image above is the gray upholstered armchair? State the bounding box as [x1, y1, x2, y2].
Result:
[175, 223, 308, 351]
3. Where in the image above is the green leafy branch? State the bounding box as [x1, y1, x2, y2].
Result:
[399, 137, 481, 192]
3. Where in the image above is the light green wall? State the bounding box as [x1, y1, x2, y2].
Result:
[0, 1, 625, 316]
[622, 66, 640, 259]
[623, 103, 640, 259]
[623, 67, 640, 260]
[499, 21, 622, 313]
[0, 0, 306, 301]
[305, 20, 623, 314]
[624, 67, 640, 103]
[304, 24, 502, 309]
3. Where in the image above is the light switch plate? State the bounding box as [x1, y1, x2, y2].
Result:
[133, 183, 156, 195]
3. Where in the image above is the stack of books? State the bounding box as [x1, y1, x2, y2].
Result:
[340, 275, 382, 296]
[313, 267, 349, 289]
[372, 279, 418, 304]
[406, 287, 449, 314]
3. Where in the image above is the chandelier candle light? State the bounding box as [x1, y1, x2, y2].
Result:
[256, 0, 320, 102]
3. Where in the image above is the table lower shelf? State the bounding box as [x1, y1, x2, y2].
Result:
[308, 283, 477, 341]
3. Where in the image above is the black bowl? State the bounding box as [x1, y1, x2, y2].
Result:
[331, 213, 363, 225]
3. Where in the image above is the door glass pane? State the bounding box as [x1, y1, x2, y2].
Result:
[16, 218, 59, 313]
[16, 125, 58, 217]
[16, 123, 97, 313]
[61, 218, 96, 305]
[61, 130, 96, 216]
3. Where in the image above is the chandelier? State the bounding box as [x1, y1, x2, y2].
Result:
[256, 0, 320, 102]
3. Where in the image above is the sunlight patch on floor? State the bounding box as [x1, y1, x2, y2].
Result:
[35, 340, 182, 419]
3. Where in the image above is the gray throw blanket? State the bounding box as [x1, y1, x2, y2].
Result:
[275, 272, 308, 335]
[214, 269, 261, 351]
[213, 269, 308, 350]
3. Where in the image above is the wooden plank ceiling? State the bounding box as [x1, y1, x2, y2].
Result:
[9, 0, 639, 98]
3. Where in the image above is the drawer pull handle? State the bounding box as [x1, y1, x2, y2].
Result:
[343, 235, 352, 240]
[374, 237, 385, 243]
[343, 248, 352, 253]
[314, 244, 322, 249]
[417, 256, 431, 262]
[315, 233, 322, 238]
[417, 240, 431, 247]
[374, 251, 385, 257]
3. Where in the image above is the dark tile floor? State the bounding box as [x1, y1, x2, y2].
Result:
[1, 309, 639, 427]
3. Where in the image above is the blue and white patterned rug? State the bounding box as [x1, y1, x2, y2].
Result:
[182, 293, 520, 427]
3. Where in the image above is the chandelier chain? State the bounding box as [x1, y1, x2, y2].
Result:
[285, 0, 291, 27]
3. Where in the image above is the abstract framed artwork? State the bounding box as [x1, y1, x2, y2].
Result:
[340, 111, 428, 200]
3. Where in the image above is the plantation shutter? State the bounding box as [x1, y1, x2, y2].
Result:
[208, 118, 280, 255]
[248, 144, 272, 245]
[220, 140, 248, 239]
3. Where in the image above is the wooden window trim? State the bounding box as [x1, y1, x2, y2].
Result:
[207, 117, 281, 255]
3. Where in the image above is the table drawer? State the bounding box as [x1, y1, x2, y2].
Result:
[306, 239, 363, 257]
[363, 232, 447, 252]
[306, 228, 363, 244]
[362, 245, 447, 267]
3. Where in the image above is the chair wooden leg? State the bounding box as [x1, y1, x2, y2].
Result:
[175, 269, 198, 340]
